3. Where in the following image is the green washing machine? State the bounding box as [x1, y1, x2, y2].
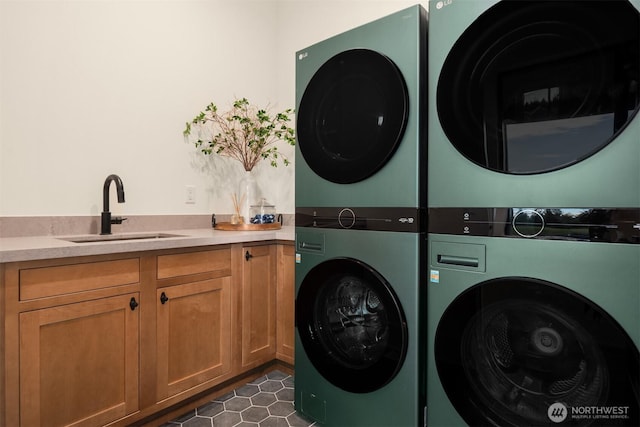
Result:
[428, 0, 640, 208]
[294, 6, 427, 425]
[295, 225, 426, 427]
[295, 4, 426, 209]
[427, 209, 640, 426]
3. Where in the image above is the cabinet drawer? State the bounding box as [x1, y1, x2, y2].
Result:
[157, 248, 231, 279]
[20, 258, 140, 301]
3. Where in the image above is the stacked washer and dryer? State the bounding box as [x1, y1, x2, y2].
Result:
[294, 5, 427, 427]
[426, 1, 640, 426]
[294, 1, 639, 426]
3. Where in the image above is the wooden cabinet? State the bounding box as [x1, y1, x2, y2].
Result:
[155, 249, 233, 401]
[0, 240, 295, 427]
[276, 243, 295, 364]
[3, 256, 141, 427]
[20, 293, 140, 427]
[240, 244, 277, 368]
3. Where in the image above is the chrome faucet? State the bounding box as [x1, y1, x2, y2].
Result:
[101, 174, 127, 235]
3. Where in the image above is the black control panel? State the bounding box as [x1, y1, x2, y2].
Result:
[296, 207, 424, 233]
[429, 208, 640, 244]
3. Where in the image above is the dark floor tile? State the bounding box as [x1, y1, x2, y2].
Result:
[251, 392, 278, 406]
[225, 396, 252, 411]
[275, 388, 294, 402]
[266, 371, 288, 381]
[235, 384, 260, 397]
[241, 406, 270, 422]
[259, 417, 290, 427]
[248, 375, 269, 385]
[236, 384, 261, 397]
[197, 401, 225, 417]
[282, 377, 294, 388]
[259, 381, 284, 393]
[286, 412, 316, 427]
[183, 416, 213, 427]
[167, 372, 313, 427]
[268, 401, 295, 417]
[213, 411, 241, 427]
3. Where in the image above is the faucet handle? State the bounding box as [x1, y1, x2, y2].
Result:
[111, 216, 128, 225]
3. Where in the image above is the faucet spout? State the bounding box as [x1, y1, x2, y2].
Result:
[101, 174, 126, 235]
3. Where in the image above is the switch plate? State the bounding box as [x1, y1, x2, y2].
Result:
[185, 185, 196, 204]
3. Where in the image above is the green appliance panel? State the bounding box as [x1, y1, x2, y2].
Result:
[428, 0, 640, 208]
[295, 5, 426, 208]
[426, 233, 640, 426]
[295, 227, 426, 426]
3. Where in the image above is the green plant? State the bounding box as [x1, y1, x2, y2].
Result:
[183, 98, 295, 171]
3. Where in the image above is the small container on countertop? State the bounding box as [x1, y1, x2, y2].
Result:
[250, 199, 276, 224]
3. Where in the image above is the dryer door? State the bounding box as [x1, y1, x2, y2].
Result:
[437, 0, 640, 174]
[296, 257, 408, 393]
[297, 49, 409, 184]
[435, 278, 639, 426]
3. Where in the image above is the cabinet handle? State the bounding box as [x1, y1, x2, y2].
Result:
[245, 250, 253, 261]
[129, 297, 139, 311]
[160, 292, 169, 304]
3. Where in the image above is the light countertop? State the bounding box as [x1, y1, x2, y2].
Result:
[0, 226, 295, 263]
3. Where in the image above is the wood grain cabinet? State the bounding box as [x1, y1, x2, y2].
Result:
[276, 243, 295, 364]
[155, 249, 233, 401]
[2, 256, 141, 427]
[0, 241, 296, 427]
[20, 293, 140, 426]
[240, 244, 277, 369]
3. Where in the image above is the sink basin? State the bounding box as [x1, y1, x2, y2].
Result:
[60, 232, 186, 243]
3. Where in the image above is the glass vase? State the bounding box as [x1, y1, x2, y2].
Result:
[238, 170, 261, 224]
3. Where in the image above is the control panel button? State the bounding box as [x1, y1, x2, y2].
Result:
[512, 209, 545, 238]
[338, 208, 356, 229]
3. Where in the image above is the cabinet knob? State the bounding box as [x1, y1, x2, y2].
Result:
[245, 250, 253, 261]
[129, 297, 139, 311]
[160, 292, 169, 305]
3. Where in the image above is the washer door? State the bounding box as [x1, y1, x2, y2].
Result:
[297, 49, 409, 184]
[437, 0, 640, 174]
[296, 258, 408, 393]
[436, 278, 639, 426]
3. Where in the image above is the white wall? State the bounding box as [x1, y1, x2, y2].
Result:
[0, 0, 426, 218]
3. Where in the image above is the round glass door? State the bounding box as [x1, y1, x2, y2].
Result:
[437, 0, 640, 174]
[435, 278, 639, 426]
[296, 258, 408, 393]
[297, 49, 409, 183]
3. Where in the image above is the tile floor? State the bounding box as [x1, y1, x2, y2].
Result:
[161, 371, 316, 427]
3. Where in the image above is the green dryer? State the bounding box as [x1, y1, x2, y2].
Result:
[295, 5, 426, 209]
[428, 0, 640, 208]
[427, 210, 640, 426]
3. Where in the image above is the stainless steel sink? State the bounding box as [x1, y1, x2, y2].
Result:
[59, 232, 186, 243]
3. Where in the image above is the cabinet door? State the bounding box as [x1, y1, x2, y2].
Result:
[276, 244, 295, 364]
[156, 277, 232, 399]
[241, 245, 276, 368]
[19, 293, 140, 427]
